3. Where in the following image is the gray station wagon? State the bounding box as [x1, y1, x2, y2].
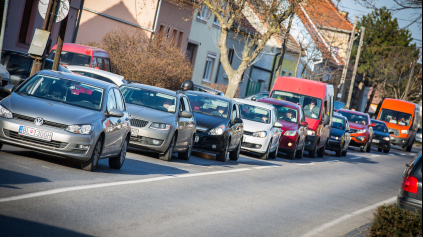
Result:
[120, 83, 196, 161]
[0, 70, 131, 171]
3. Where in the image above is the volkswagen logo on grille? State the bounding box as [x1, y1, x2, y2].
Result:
[34, 117, 44, 126]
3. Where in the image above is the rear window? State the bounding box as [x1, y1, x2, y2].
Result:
[48, 50, 91, 67]
[412, 153, 422, 181]
[338, 111, 368, 125]
[372, 121, 389, 133]
[332, 117, 345, 130]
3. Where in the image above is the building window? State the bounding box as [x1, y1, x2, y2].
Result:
[228, 49, 234, 65]
[213, 16, 221, 27]
[281, 70, 287, 76]
[18, 0, 34, 44]
[197, 5, 208, 21]
[177, 31, 184, 49]
[288, 71, 293, 77]
[203, 55, 215, 82]
[186, 43, 197, 65]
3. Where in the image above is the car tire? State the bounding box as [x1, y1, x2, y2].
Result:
[378, 148, 383, 152]
[81, 137, 103, 172]
[229, 141, 241, 161]
[179, 136, 194, 161]
[405, 141, 414, 152]
[361, 140, 370, 152]
[0, 142, 2, 150]
[308, 143, 318, 158]
[295, 143, 304, 159]
[383, 148, 390, 154]
[260, 142, 271, 160]
[317, 143, 326, 158]
[109, 137, 128, 169]
[342, 148, 348, 156]
[269, 141, 279, 159]
[366, 140, 372, 153]
[159, 135, 175, 162]
[287, 142, 298, 160]
[216, 142, 229, 162]
[336, 149, 342, 157]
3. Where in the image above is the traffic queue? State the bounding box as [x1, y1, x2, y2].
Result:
[0, 69, 420, 172]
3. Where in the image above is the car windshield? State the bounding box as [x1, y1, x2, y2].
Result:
[262, 102, 298, 124]
[239, 103, 271, 124]
[186, 93, 230, 118]
[270, 90, 322, 120]
[378, 109, 412, 126]
[17, 74, 104, 111]
[121, 86, 177, 113]
[338, 111, 368, 125]
[48, 50, 92, 67]
[44, 60, 72, 73]
[372, 121, 389, 133]
[332, 117, 345, 130]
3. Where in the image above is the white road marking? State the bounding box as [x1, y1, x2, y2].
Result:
[253, 166, 280, 170]
[371, 155, 381, 158]
[325, 160, 339, 163]
[296, 163, 315, 166]
[301, 196, 397, 237]
[0, 168, 251, 203]
[351, 157, 364, 160]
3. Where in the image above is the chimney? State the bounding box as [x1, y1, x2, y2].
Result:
[339, 10, 349, 19]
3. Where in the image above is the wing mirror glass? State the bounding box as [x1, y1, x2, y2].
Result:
[108, 109, 124, 118]
[251, 97, 256, 101]
[324, 114, 330, 126]
[179, 111, 193, 118]
[370, 123, 376, 127]
[274, 122, 283, 128]
[234, 118, 243, 124]
[3, 84, 15, 95]
[301, 121, 309, 127]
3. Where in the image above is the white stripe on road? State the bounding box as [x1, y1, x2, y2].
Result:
[301, 196, 397, 237]
[253, 166, 280, 169]
[325, 160, 339, 163]
[351, 157, 364, 160]
[296, 163, 315, 166]
[0, 168, 252, 203]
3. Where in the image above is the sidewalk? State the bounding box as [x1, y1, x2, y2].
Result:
[344, 223, 371, 237]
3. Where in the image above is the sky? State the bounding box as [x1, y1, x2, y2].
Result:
[337, 0, 422, 48]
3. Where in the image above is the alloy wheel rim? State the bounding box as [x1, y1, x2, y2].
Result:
[120, 141, 127, 164]
[93, 142, 101, 166]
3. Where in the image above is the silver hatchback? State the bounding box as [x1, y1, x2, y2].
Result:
[0, 70, 131, 171]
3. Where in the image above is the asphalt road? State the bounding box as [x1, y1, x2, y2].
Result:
[0, 144, 421, 237]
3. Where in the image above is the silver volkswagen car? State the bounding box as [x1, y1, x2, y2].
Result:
[120, 83, 196, 161]
[0, 70, 131, 171]
[234, 99, 282, 160]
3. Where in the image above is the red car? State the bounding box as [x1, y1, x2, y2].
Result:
[259, 98, 308, 159]
[337, 109, 375, 152]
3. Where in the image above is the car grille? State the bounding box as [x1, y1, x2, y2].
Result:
[243, 131, 254, 136]
[13, 114, 68, 129]
[1, 79, 9, 86]
[388, 128, 400, 136]
[3, 129, 68, 149]
[130, 119, 149, 128]
[130, 136, 149, 145]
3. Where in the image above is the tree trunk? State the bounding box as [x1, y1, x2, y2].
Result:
[274, 14, 294, 80]
[401, 61, 416, 101]
[364, 83, 377, 113]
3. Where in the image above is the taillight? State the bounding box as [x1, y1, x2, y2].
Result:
[402, 176, 419, 194]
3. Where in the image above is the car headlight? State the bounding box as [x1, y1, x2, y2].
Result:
[384, 137, 390, 141]
[330, 135, 340, 140]
[253, 131, 268, 138]
[150, 123, 171, 130]
[209, 125, 225, 136]
[307, 130, 315, 136]
[65, 125, 94, 135]
[284, 130, 297, 136]
[356, 129, 367, 134]
[0, 105, 13, 119]
[401, 130, 409, 135]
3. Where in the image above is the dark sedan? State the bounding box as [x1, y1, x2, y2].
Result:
[397, 151, 422, 215]
[326, 114, 351, 157]
[371, 119, 391, 153]
[185, 91, 243, 162]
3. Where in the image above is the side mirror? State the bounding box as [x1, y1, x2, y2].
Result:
[274, 122, 283, 128]
[301, 121, 309, 127]
[3, 84, 15, 95]
[370, 123, 376, 127]
[179, 111, 193, 118]
[324, 114, 330, 126]
[251, 97, 256, 101]
[234, 118, 243, 124]
[108, 109, 124, 118]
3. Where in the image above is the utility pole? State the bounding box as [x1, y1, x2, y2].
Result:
[30, 0, 60, 76]
[345, 27, 365, 109]
[402, 61, 416, 101]
[336, 16, 358, 102]
[0, 0, 9, 61]
[53, 0, 71, 71]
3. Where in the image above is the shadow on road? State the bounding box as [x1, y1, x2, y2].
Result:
[0, 168, 51, 189]
[0, 215, 90, 237]
[0, 149, 81, 169]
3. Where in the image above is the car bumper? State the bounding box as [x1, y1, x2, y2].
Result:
[416, 136, 422, 143]
[390, 136, 412, 147]
[326, 139, 342, 151]
[129, 126, 174, 154]
[278, 135, 298, 153]
[241, 135, 270, 154]
[0, 118, 97, 161]
[350, 135, 369, 147]
[305, 135, 318, 151]
[397, 196, 422, 215]
[371, 139, 391, 149]
[193, 132, 227, 155]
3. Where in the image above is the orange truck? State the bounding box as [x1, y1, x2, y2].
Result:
[377, 98, 421, 151]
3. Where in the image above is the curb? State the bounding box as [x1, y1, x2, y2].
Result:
[344, 223, 371, 237]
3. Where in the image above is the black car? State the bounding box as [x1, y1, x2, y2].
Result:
[1, 50, 71, 87]
[397, 151, 422, 215]
[326, 114, 352, 157]
[193, 84, 225, 96]
[370, 119, 391, 153]
[185, 91, 243, 162]
[244, 92, 269, 101]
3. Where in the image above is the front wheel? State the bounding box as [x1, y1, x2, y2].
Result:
[81, 137, 103, 171]
[378, 148, 383, 152]
[109, 137, 128, 169]
[287, 142, 298, 160]
[179, 136, 194, 161]
[308, 143, 318, 158]
[0, 142, 2, 150]
[295, 143, 304, 159]
[317, 143, 326, 157]
[216, 143, 229, 162]
[404, 140, 414, 152]
[229, 141, 241, 161]
[160, 135, 175, 161]
[260, 142, 271, 160]
[342, 148, 348, 156]
[336, 149, 342, 157]
[383, 148, 390, 154]
[269, 140, 279, 159]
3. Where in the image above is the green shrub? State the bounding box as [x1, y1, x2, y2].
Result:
[369, 204, 422, 237]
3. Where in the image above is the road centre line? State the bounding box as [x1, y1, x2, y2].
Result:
[325, 160, 339, 163]
[253, 166, 280, 169]
[351, 157, 364, 160]
[0, 168, 252, 203]
[301, 196, 397, 237]
[296, 163, 314, 166]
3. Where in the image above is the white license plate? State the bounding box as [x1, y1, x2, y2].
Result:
[372, 139, 380, 143]
[19, 126, 53, 141]
[195, 136, 200, 143]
